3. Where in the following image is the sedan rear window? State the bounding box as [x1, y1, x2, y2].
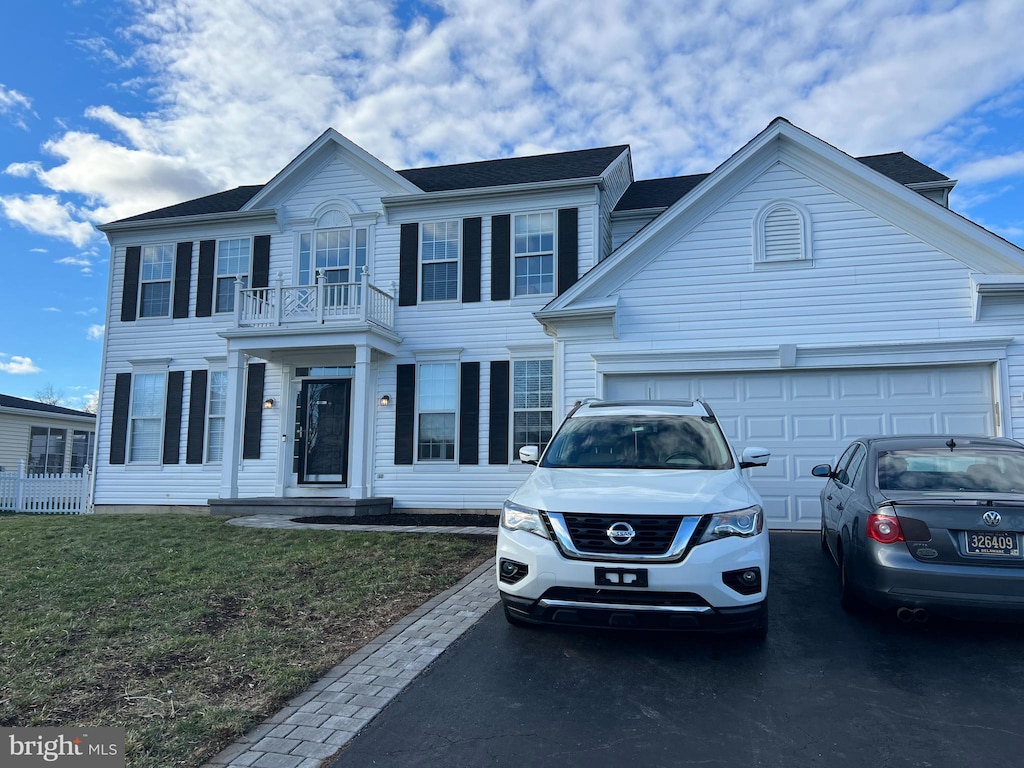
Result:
[541, 416, 734, 470]
[877, 448, 1024, 493]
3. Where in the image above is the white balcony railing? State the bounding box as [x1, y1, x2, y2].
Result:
[234, 268, 394, 330]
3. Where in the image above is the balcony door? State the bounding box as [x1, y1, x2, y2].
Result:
[296, 379, 351, 484]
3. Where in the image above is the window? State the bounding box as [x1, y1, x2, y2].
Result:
[417, 362, 457, 461]
[129, 373, 166, 462]
[512, 359, 553, 456]
[28, 427, 66, 474]
[299, 228, 368, 286]
[421, 220, 460, 301]
[514, 212, 554, 296]
[70, 430, 95, 473]
[215, 238, 251, 313]
[206, 371, 227, 462]
[139, 244, 175, 317]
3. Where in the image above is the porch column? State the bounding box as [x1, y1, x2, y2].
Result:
[349, 344, 371, 499]
[219, 348, 247, 499]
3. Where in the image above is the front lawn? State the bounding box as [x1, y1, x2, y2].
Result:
[0, 515, 493, 767]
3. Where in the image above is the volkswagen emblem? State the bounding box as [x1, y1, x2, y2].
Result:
[607, 522, 636, 545]
[983, 510, 1002, 527]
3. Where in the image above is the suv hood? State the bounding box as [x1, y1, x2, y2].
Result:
[509, 467, 760, 516]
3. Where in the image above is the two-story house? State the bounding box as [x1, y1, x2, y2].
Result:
[94, 118, 1024, 529]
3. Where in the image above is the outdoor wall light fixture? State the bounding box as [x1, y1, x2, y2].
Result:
[263, 398, 275, 409]
[379, 394, 391, 407]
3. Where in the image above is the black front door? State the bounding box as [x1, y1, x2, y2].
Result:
[296, 379, 351, 484]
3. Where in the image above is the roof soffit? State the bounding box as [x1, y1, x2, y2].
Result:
[243, 129, 421, 211]
[544, 120, 1024, 319]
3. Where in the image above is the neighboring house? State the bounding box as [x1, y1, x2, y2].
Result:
[0, 394, 96, 475]
[93, 117, 1024, 529]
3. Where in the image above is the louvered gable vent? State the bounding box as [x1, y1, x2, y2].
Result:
[754, 201, 810, 265]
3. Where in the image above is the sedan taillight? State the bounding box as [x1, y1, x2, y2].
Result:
[867, 513, 905, 544]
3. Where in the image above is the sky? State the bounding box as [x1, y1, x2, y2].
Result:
[1, 0, 1024, 411]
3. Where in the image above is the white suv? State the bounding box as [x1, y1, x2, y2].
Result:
[496, 399, 771, 636]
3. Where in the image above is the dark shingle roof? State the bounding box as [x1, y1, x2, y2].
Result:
[396, 145, 630, 192]
[613, 152, 951, 212]
[0, 394, 96, 419]
[111, 186, 265, 224]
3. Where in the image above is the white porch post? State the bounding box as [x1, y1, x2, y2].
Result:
[348, 344, 371, 499]
[219, 348, 247, 499]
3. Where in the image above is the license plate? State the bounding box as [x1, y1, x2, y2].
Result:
[964, 531, 1021, 557]
[595, 567, 648, 588]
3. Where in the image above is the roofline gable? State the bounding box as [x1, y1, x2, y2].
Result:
[540, 118, 1024, 318]
[242, 128, 422, 211]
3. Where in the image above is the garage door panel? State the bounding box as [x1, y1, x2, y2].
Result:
[605, 364, 995, 529]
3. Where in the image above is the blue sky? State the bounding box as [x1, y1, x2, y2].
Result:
[2, 0, 1024, 411]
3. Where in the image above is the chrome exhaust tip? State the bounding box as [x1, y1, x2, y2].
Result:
[896, 606, 915, 623]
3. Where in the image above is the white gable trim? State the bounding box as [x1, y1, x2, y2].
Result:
[243, 128, 420, 211]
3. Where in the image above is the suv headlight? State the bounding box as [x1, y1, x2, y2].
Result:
[501, 500, 550, 539]
[697, 505, 763, 544]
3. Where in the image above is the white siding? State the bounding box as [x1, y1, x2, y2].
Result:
[0, 411, 95, 473]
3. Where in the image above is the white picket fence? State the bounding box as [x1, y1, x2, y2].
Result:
[0, 461, 93, 514]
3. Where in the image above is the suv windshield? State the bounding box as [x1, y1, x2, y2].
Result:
[540, 415, 734, 470]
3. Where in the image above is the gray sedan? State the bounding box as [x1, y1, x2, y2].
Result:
[812, 435, 1024, 622]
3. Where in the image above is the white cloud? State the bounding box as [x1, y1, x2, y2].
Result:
[57, 255, 94, 275]
[3, 0, 1024, 243]
[0, 355, 41, 374]
[0, 194, 96, 246]
[76, 307, 99, 316]
[0, 84, 32, 128]
[953, 151, 1024, 185]
[87, 324, 105, 341]
[42, 307, 60, 312]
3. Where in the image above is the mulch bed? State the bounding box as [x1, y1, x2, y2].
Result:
[292, 512, 499, 527]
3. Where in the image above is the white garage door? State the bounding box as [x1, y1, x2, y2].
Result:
[605, 365, 996, 530]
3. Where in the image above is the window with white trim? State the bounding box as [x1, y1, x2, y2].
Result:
[28, 427, 67, 474]
[70, 429, 95, 473]
[206, 370, 228, 462]
[129, 372, 166, 463]
[417, 362, 457, 461]
[139, 244, 175, 317]
[421, 220, 460, 301]
[299, 228, 368, 286]
[215, 238, 251, 313]
[514, 212, 554, 296]
[512, 359, 553, 455]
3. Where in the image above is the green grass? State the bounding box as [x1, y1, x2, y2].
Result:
[0, 515, 494, 767]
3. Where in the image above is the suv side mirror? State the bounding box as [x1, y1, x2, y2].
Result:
[811, 464, 833, 478]
[519, 445, 540, 465]
[740, 446, 770, 469]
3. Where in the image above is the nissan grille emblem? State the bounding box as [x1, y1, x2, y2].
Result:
[607, 522, 636, 546]
[983, 510, 1002, 527]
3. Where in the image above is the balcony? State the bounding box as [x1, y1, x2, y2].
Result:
[233, 269, 395, 331]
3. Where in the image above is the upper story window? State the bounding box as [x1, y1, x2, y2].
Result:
[299, 210, 368, 287]
[421, 220, 460, 302]
[139, 244, 175, 317]
[514, 212, 554, 296]
[129, 372, 166, 463]
[753, 200, 811, 265]
[215, 238, 251, 313]
[28, 427, 67, 474]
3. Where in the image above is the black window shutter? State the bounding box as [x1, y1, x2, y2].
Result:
[557, 207, 579, 296]
[489, 360, 510, 464]
[109, 373, 132, 464]
[252, 235, 271, 289]
[196, 240, 216, 317]
[186, 370, 208, 464]
[121, 246, 141, 322]
[462, 217, 481, 303]
[242, 363, 265, 460]
[163, 370, 184, 464]
[399, 223, 419, 306]
[491, 215, 511, 301]
[459, 362, 480, 465]
[173, 242, 193, 319]
[395, 364, 416, 465]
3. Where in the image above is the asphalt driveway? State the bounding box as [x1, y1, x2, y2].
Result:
[330, 532, 1024, 768]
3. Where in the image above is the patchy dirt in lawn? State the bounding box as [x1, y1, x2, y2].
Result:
[292, 512, 499, 527]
